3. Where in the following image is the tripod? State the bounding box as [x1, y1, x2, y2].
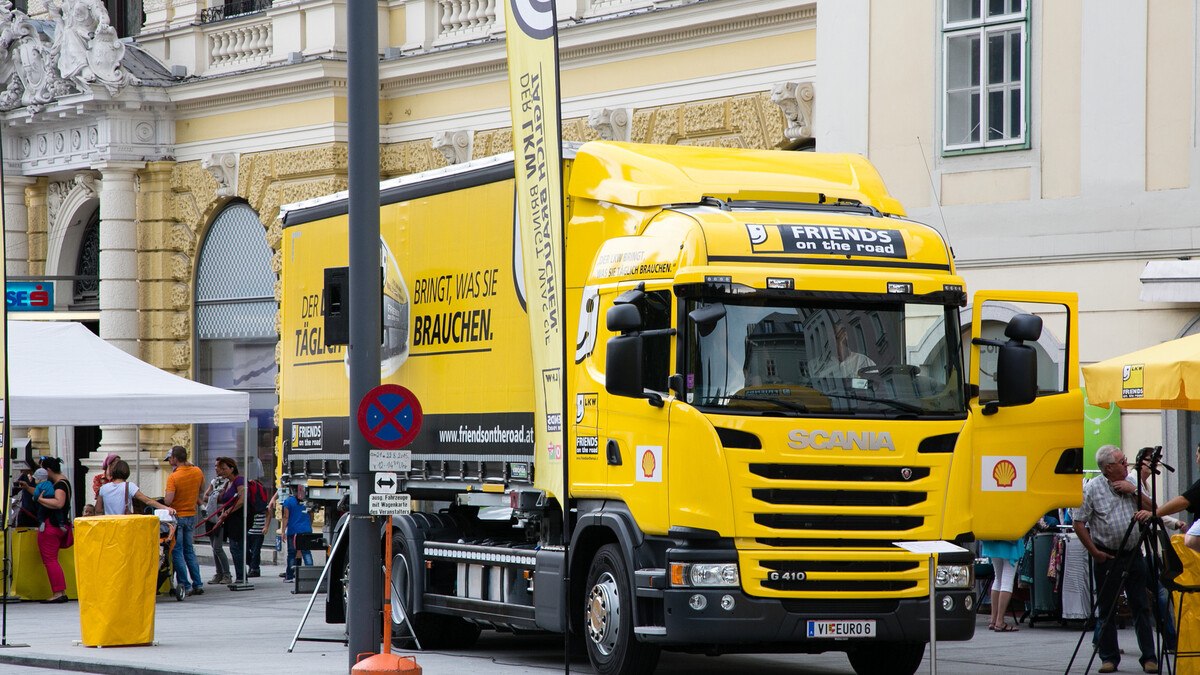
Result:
[1065, 446, 1175, 675]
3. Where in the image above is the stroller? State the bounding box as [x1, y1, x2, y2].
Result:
[145, 505, 185, 601]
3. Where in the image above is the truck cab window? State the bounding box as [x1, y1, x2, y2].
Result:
[642, 290, 672, 393]
[685, 298, 966, 418]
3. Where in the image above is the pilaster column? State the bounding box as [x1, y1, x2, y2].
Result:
[3, 176, 34, 278]
[95, 161, 146, 462]
[24, 179, 48, 274]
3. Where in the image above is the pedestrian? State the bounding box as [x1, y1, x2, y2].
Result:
[92, 453, 119, 502]
[33, 456, 71, 604]
[247, 504, 267, 578]
[201, 471, 232, 585]
[1072, 445, 1159, 674]
[279, 486, 313, 582]
[12, 461, 39, 528]
[163, 445, 206, 597]
[980, 538, 1023, 632]
[1131, 447, 1179, 653]
[96, 460, 175, 516]
[1149, 443, 1200, 525]
[214, 457, 247, 584]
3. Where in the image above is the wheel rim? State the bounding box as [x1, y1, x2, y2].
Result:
[586, 571, 621, 656]
[341, 560, 351, 613]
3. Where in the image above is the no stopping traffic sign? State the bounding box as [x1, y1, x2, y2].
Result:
[356, 384, 422, 449]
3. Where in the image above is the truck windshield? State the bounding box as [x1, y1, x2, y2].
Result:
[684, 299, 966, 417]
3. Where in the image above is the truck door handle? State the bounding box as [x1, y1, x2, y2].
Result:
[606, 440, 623, 466]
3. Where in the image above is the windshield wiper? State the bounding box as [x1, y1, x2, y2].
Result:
[723, 394, 809, 413]
[823, 392, 925, 414]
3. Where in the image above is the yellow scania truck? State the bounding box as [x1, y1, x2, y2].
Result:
[278, 141, 1082, 675]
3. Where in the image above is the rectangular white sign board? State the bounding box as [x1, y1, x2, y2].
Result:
[893, 541, 969, 555]
[369, 493, 411, 516]
[374, 472, 399, 494]
[370, 449, 412, 472]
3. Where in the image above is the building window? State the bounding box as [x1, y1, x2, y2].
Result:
[105, 0, 143, 38]
[73, 211, 99, 308]
[942, 0, 1027, 152]
[194, 202, 278, 490]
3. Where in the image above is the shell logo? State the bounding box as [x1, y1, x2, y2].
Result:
[641, 449, 657, 478]
[992, 460, 1018, 488]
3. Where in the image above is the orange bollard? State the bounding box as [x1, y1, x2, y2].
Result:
[352, 652, 421, 674]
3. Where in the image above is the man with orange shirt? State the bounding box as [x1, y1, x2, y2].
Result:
[164, 445, 206, 597]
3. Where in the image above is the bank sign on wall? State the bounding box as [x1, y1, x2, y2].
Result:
[6, 282, 53, 312]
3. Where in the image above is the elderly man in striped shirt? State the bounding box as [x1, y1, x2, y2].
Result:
[1072, 445, 1158, 674]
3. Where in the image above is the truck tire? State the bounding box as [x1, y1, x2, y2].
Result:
[847, 642, 925, 675]
[583, 544, 660, 675]
[390, 531, 481, 650]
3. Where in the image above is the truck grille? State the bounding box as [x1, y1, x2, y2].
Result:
[754, 514, 923, 531]
[763, 560, 919, 574]
[753, 488, 925, 507]
[749, 463, 930, 482]
[732, 452, 944, 599]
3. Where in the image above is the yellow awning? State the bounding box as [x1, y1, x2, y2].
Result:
[1082, 333, 1200, 411]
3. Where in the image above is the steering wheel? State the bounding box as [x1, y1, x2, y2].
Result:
[857, 364, 921, 378]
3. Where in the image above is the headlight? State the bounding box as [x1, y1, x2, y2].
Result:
[935, 564, 972, 589]
[670, 562, 740, 588]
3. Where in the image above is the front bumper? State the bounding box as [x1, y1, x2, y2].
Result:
[649, 587, 975, 652]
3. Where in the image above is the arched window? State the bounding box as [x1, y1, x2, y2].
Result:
[194, 203, 277, 488]
[73, 211, 99, 308]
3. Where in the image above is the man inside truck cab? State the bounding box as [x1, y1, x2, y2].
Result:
[812, 324, 875, 379]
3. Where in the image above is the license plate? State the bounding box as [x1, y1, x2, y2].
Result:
[806, 620, 876, 639]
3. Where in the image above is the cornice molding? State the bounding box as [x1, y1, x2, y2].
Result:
[171, 75, 347, 115]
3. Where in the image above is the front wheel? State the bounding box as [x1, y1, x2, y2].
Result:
[847, 642, 925, 675]
[583, 544, 660, 675]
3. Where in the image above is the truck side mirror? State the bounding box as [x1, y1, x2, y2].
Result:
[607, 304, 642, 333]
[996, 313, 1041, 406]
[606, 334, 644, 398]
[324, 266, 349, 346]
[996, 342, 1038, 406]
[1005, 313, 1042, 342]
[688, 303, 726, 337]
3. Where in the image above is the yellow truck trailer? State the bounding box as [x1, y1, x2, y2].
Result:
[278, 141, 1083, 675]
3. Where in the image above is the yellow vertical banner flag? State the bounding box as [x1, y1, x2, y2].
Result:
[504, 0, 566, 505]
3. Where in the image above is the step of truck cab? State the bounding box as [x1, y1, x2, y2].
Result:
[635, 568, 666, 598]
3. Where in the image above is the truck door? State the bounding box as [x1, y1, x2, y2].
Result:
[604, 283, 672, 534]
[966, 291, 1083, 540]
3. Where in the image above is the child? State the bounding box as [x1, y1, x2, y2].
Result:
[81, 504, 96, 517]
[32, 469, 53, 501]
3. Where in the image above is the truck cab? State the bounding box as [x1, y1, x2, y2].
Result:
[562, 142, 1081, 675]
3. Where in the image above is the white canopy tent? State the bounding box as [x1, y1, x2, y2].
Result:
[3, 321, 249, 425]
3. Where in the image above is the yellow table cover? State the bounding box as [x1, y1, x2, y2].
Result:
[1171, 534, 1200, 674]
[74, 515, 159, 647]
[5, 528, 78, 600]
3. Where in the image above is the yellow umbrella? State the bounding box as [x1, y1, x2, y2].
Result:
[1082, 333, 1200, 411]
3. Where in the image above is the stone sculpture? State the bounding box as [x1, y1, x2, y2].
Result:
[0, 0, 129, 112]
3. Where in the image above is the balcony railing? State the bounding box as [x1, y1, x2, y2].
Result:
[201, 0, 272, 24]
[408, 0, 657, 51]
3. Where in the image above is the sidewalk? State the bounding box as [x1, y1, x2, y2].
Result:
[0, 557, 1175, 675]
